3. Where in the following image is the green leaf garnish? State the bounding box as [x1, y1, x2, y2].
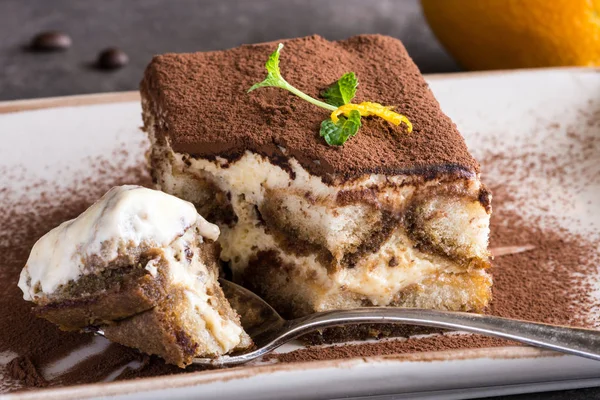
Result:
[247, 43, 284, 91]
[320, 110, 361, 146]
[321, 72, 358, 107]
[248, 44, 412, 146]
[248, 43, 336, 112]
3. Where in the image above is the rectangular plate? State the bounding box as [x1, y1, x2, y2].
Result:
[1, 67, 600, 400]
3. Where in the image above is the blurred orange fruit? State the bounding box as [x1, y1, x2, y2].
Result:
[420, 0, 600, 70]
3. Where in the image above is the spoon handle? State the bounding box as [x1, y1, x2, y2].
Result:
[284, 308, 600, 361]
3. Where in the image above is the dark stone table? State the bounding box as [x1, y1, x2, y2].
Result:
[1, 1, 598, 399]
[0, 0, 460, 100]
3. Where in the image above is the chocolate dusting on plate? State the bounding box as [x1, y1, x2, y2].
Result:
[264, 334, 515, 364]
[7, 357, 48, 388]
[141, 35, 479, 183]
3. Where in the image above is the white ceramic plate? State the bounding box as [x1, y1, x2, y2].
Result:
[1, 67, 599, 400]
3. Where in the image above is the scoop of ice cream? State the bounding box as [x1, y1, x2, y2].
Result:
[18, 185, 219, 301]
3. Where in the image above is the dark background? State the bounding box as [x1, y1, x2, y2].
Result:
[1, 1, 599, 399]
[0, 0, 460, 101]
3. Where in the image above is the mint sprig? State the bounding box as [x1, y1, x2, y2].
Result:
[321, 72, 358, 107]
[248, 43, 410, 146]
[320, 109, 361, 146]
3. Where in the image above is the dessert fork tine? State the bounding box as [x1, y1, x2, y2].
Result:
[191, 279, 600, 367]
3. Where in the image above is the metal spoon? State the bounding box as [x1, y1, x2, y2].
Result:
[87, 279, 600, 367]
[191, 279, 600, 366]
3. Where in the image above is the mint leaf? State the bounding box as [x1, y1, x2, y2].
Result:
[319, 110, 361, 146]
[321, 72, 358, 107]
[248, 43, 285, 92]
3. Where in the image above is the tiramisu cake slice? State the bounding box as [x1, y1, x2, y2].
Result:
[141, 35, 492, 332]
[18, 186, 252, 367]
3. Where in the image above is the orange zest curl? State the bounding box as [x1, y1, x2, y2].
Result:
[330, 102, 413, 133]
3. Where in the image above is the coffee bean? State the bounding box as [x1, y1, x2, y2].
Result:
[30, 31, 72, 51]
[96, 47, 129, 70]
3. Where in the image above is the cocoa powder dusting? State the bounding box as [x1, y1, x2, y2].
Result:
[266, 334, 514, 364]
[141, 35, 479, 182]
[7, 357, 48, 388]
[488, 186, 597, 328]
